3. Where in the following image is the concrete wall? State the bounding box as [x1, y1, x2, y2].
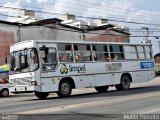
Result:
[20, 26, 82, 41]
[86, 30, 129, 42]
[20, 26, 129, 42]
[0, 23, 18, 65]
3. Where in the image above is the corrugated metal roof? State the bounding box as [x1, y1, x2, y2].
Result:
[0, 18, 130, 35]
[27, 18, 62, 25]
[29, 19, 130, 35]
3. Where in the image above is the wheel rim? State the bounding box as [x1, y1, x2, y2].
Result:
[60, 83, 70, 94]
[2, 90, 8, 97]
[122, 76, 130, 88]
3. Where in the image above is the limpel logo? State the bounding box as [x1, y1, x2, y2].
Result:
[60, 64, 68, 74]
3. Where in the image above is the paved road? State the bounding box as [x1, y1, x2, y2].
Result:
[0, 76, 160, 120]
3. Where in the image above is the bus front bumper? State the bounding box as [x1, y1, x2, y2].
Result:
[9, 85, 41, 93]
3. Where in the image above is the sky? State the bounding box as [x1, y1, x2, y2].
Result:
[0, 0, 160, 54]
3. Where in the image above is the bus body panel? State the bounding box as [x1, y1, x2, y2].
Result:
[9, 40, 155, 95]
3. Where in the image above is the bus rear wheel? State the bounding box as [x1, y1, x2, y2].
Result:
[35, 92, 49, 100]
[115, 74, 131, 91]
[57, 80, 72, 97]
[95, 86, 109, 93]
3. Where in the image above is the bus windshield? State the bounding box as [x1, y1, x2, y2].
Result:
[10, 48, 39, 73]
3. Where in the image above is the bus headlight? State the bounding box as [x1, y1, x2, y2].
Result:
[30, 81, 37, 86]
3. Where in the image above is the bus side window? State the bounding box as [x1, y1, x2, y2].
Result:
[110, 45, 124, 61]
[92, 44, 109, 61]
[73, 44, 91, 62]
[58, 44, 72, 62]
[60, 53, 67, 62]
[40, 47, 57, 70]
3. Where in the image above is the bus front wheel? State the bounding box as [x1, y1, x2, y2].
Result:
[0, 89, 9, 97]
[95, 86, 109, 93]
[115, 74, 131, 91]
[35, 92, 49, 100]
[57, 80, 72, 97]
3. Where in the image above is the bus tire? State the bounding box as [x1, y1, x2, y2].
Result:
[95, 86, 109, 93]
[0, 88, 9, 97]
[35, 92, 49, 100]
[115, 74, 131, 91]
[57, 80, 72, 97]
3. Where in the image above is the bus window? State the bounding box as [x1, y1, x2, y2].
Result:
[92, 44, 109, 61]
[12, 52, 21, 72]
[137, 46, 145, 60]
[40, 47, 57, 70]
[109, 45, 124, 61]
[57, 44, 73, 62]
[10, 48, 39, 73]
[74, 44, 91, 62]
[144, 46, 152, 59]
[124, 46, 137, 60]
[59, 53, 67, 62]
[29, 48, 39, 71]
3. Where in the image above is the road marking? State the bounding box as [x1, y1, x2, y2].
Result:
[15, 91, 160, 114]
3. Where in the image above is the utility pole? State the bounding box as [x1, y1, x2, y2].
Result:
[17, 24, 22, 42]
[141, 27, 151, 43]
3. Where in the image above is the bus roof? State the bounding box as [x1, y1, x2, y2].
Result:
[11, 39, 151, 47]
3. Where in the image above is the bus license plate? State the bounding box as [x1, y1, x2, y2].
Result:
[17, 87, 25, 91]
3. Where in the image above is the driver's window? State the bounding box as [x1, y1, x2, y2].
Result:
[40, 47, 57, 70]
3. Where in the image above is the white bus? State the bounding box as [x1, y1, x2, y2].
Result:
[9, 40, 155, 99]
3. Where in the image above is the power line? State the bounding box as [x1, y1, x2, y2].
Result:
[130, 28, 160, 30]
[1, 1, 160, 25]
[0, 1, 159, 24]
[53, 0, 160, 19]
[130, 31, 160, 32]
[0, 13, 159, 39]
[47, 0, 160, 24]
[1, 3, 160, 27]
